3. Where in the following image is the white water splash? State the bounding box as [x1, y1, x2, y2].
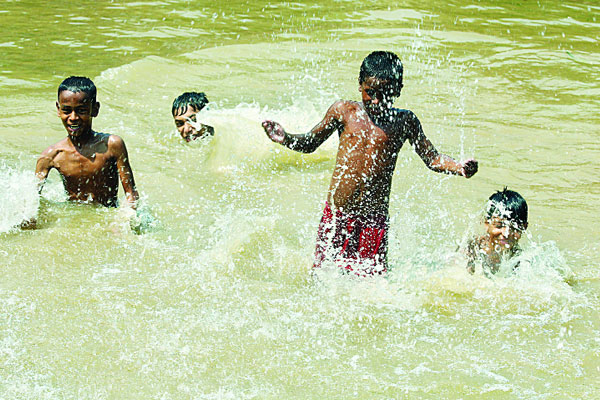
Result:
[0, 166, 39, 233]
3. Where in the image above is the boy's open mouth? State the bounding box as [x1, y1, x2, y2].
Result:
[68, 124, 81, 132]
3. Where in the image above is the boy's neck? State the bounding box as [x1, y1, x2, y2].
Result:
[68, 129, 95, 149]
[366, 107, 395, 128]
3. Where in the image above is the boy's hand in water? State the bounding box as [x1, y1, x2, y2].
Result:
[262, 120, 286, 144]
[19, 218, 37, 230]
[460, 159, 478, 178]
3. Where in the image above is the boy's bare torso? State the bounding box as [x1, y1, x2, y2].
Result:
[38, 132, 121, 207]
[328, 101, 408, 216]
[263, 75, 475, 218]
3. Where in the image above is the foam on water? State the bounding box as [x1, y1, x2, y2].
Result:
[182, 100, 335, 174]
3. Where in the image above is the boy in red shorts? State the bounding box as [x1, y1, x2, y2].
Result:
[262, 51, 478, 275]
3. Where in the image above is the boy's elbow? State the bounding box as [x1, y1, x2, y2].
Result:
[291, 139, 319, 153]
[424, 158, 441, 172]
[426, 164, 438, 172]
[428, 164, 447, 174]
[304, 142, 323, 153]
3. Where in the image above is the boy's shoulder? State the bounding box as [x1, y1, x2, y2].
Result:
[83, 131, 124, 150]
[391, 107, 417, 121]
[41, 137, 70, 156]
[329, 99, 362, 114]
[86, 132, 127, 157]
[92, 132, 116, 145]
[104, 133, 127, 151]
[37, 138, 70, 171]
[390, 108, 421, 139]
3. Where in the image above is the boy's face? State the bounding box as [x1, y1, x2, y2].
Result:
[484, 216, 526, 252]
[173, 105, 208, 142]
[359, 77, 401, 117]
[56, 90, 99, 138]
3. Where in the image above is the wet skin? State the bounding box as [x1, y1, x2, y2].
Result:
[173, 104, 214, 142]
[483, 216, 525, 253]
[467, 216, 527, 274]
[263, 77, 478, 216]
[35, 90, 138, 207]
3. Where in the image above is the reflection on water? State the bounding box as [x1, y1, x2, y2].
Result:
[1, 0, 599, 398]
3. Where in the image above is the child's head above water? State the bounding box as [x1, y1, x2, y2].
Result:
[359, 51, 404, 90]
[172, 92, 213, 142]
[172, 92, 208, 116]
[484, 188, 528, 252]
[56, 76, 100, 138]
[58, 76, 97, 103]
[359, 51, 404, 116]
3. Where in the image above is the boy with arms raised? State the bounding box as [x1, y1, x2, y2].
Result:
[172, 91, 214, 142]
[35, 76, 139, 210]
[262, 51, 478, 275]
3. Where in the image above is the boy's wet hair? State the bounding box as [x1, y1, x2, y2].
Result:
[359, 51, 404, 94]
[172, 92, 209, 116]
[58, 76, 97, 102]
[486, 188, 528, 228]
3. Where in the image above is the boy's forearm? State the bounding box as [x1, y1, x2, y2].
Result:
[124, 188, 139, 209]
[282, 132, 318, 153]
[119, 170, 138, 209]
[428, 154, 464, 175]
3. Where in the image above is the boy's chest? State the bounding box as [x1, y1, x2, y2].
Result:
[54, 150, 116, 179]
[341, 119, 402, 154]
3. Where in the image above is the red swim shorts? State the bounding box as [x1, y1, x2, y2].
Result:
[313, 202, 388, 275]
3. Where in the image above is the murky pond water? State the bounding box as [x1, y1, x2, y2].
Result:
[1, 1, 599, 398]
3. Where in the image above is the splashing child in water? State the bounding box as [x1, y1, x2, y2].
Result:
[466, 188, 528, 275]
[172, 92, 214, 142]
[35, 76, 139, 212]
[263, 51, 478, 275]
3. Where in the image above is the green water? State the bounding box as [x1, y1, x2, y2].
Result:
[1, 1, 599, 398]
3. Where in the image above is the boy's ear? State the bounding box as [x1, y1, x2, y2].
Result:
[55, 101, 60, 115]
[91, 101, 100, 117]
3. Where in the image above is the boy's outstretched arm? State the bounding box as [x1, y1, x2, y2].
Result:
[262, 101, 344, 153]
[35, 147, 57, 194]
[110, 135, 139, 208]
[22, 149, 56, 229]
[406, 112, 478, 178]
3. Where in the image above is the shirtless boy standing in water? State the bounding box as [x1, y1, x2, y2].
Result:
[35, 76, 139, 209]
[263, 51, 478, 275]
